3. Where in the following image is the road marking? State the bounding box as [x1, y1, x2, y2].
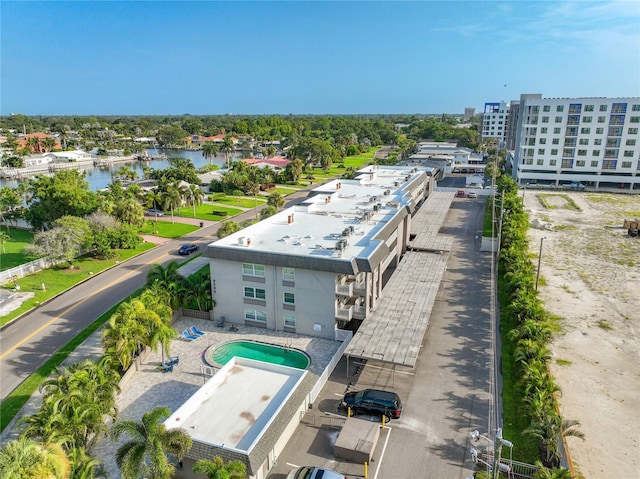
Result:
[372, 426, 392, 479]
[0, 251, 171, 360]
[286, 462, 299, 468]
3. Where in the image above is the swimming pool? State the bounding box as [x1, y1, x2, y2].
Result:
[207, 340, 310, 370]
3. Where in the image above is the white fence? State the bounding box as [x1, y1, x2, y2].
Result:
[308, 329, 353, 404]
[0, 257, 59, 285]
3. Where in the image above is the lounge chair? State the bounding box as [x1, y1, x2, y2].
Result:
[167, 356, 179, 366]
[182, 330, 199, 341]
[160, 363, 173, 373]
[190, 326, 205, 337]
[216, 316, 226, 328]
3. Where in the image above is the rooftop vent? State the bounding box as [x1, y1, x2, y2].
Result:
[384, 189, 391, 195]
[342, 228, 351, 237]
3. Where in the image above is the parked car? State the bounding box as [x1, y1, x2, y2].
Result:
[286, 466, 345, 479]
[178, 244, 199, 255]
[467, 191, 478, 199]
[145, 208, 164, 216]
[341, 388, 403, 419]
[456, 189, 467, 198]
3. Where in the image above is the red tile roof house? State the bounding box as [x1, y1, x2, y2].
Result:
[16, 133, 62, 153]
[241, 156, 290, 169]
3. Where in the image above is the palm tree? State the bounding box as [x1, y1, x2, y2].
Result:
[146, 261, 181, 288]
[267, 191, 284, 210]
[102, 301, 148, 371]
[221, 134, 235, 170]
[202, 142, 220, 163]
[193, 455, 246, 479]
[246, 180, 260, 220]
[0, 436, 71, 479]
[145, 188, 164, 221]
[111, 406, 192, 479]
[0, 231, 9, 253]
[161, 184, 182, 223]
[533, 462, 572, 479]
[186, 183, 204, 217]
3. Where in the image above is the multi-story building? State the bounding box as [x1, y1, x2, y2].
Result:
[205, 166, 431, 340]
[480, 101, 509, 147]
[464, 107, 476, 120]
[512, 94, 640, 191]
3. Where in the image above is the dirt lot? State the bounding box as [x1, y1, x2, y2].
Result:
[523, 190, 640, 479]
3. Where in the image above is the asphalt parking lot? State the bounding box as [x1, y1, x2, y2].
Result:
[267, 194, 492, 479]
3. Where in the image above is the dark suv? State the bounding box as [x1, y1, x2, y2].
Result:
[341, 389, 403, 420]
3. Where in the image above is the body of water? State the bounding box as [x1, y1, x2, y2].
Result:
[0, 149, 242, 191]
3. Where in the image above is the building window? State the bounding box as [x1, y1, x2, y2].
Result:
[564, 138, 577, 147]
[528, 138, 536, 146]
[245, 309, 267, 322]
[602, 160, 617, 169]
[284, 314, 296, 328]
[244, 287, 266, 300]
[551, 149, 558, 155]
[569, 103, 582, 114]
[243, 263, 265, 277]
[555, 116, 563, 123]
[525, 159, 533, 165]
[622, 161, 633, 168]
[538, 149, 545, 155]
[612, 103, 627, 114]
[629, 128, 638, 134]
[539, 138, 546, 144]
[585, 105, 594, 112]
[541, 127, 548, 133]
[552, 138, 560, 145]
[577, 150, 587, 156]
[606, 138, 621, 148]
[591, 160, 599, 167]
[626, 139, 637, 146]
[623, 151, 634, 157]
[596, 128, 604, 134]
[543, 105, 551, 112]
[283, 292, 295, 305]
[592, 150, 600, 156]
[604, 149, 619, 158]
[563, 148, 575, 158]
[536, 159, 544, 165]
[554, 128, 561, 134]
[594, 139, 602, 145]
[579, 139, 589, 145]
[542, 116, 549, 123]
[598, 116, 606, 123]
[600, 105, 608, 112]
[580, 128, 590, 135]
[550, 159, 557, 166]
[557, 105, 564, 112]
[608, 127, 623, 136]
[561, 159, 573, 168]
[632, 104, 640, 112]
[576, 160, 586, 166]
[610, 115, 626, 125]
[630, 116, 640, 123]
[282, 267, 295, 282]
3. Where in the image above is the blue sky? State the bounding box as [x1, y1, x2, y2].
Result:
[2, 1, 639, 115]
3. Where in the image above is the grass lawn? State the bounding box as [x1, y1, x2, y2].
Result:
[0, 243, 155, 327]
[272, 187, 298, 196]
[169, 204, 244, 221]
[0, 228, 36, 271]
[212, 196, 266, 208]
[139, 220, 200, 238]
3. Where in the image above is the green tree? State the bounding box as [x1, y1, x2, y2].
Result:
[111, 406, 192, 479]
[260, 205, 277, 219]
[25, 215, 92, 265]
[0, 437, 71, 479]
[25, 170, 99, 230]
[221, 134, 235, 169]
[202, 142, 220, 163]
[161, 183, 182, 223]
[217, 220, 240, 238]
[193, 455, 247, 479]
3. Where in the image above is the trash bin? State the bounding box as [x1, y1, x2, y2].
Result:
[199, 222, 204, 228]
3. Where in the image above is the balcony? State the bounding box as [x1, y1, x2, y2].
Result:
[335, 304, 353, 322]
[352, 304, 366, 320]
[335, 281, 354, 297]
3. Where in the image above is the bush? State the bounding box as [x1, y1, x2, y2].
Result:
[209, 193, 226, 201]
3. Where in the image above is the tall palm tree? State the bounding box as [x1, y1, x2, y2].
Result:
[161, 184, 182, 223]
[0, 436, 71, 479]
[246, 180, 260, 220]
[533, 462, 572, 479]
[145, 188, 164, 221]
[111, 406, 192, 479]
[146, 261, 181, 288]
[221, 135, 235, 170]
[202, 142, 220, 163]
[193, 455, 246, 479]
[186, 183, 204, 217]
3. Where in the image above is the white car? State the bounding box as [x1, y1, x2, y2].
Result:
[467, 191, 478, 198]
[286, 466, 345, 479]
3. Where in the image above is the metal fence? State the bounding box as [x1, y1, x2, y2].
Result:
[0, 257, 59, 285]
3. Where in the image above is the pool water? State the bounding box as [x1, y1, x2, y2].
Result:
[209, 340, 310, 369]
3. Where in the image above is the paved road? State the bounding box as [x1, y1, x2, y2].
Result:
[0, 188, 315, 402]
[267, 194, 493, 479]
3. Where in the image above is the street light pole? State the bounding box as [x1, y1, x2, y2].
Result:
[535, 236, 546, 290]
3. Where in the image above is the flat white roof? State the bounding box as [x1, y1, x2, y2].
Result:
[209, 166, 424, 261]
[164, 357, 306, 453]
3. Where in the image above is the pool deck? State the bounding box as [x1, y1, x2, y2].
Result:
[0, 316, 341, 477]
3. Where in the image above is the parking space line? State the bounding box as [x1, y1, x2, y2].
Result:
[373, 426, 392, 479]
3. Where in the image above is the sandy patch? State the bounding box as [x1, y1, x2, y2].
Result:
[524, 191, 640, 479]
